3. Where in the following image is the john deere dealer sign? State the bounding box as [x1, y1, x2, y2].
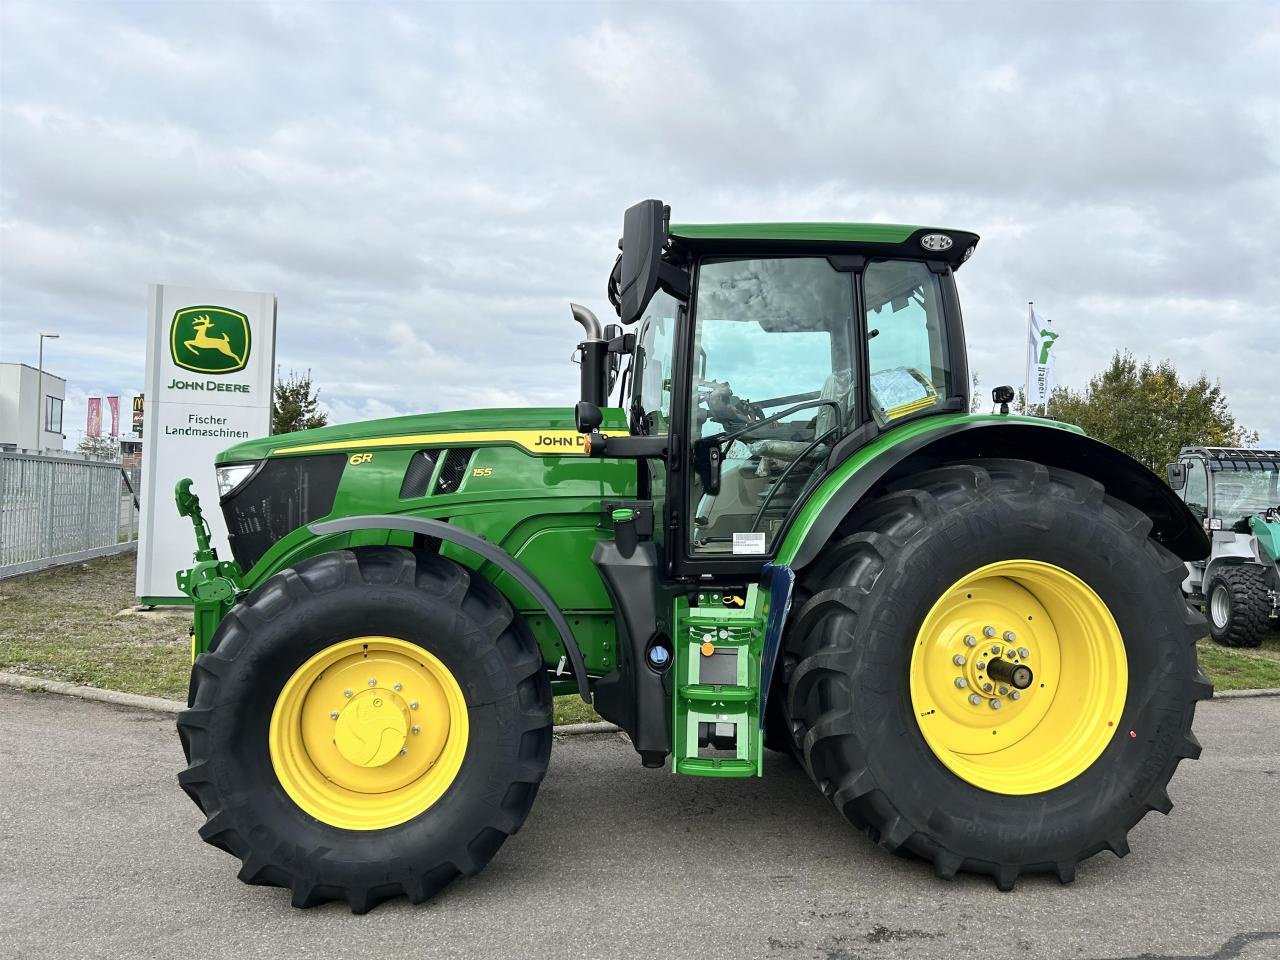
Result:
[136, 285, 276, 602]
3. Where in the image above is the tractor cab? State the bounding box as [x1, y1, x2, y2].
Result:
[577, 200, 977, 578]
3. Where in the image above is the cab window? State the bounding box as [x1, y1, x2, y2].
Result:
[1182, 461, 1208, 522]
[686, 257, 856, 556]
[864, 260, 950, 423]
[630, 289, 678, 432]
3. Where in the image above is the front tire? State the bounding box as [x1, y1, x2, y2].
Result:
[176, 547, 552, 912]
[781, 460, 1210, 889]
[1206, 565, 1270, 648]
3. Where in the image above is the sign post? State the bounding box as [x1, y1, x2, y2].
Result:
[136, 284, 276, 604]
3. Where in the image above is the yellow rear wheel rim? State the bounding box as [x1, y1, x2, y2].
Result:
[909, 560, 1127, 795]
[269, 636, 469, 830]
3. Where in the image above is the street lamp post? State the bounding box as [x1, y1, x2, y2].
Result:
[35, 332, 59, 452]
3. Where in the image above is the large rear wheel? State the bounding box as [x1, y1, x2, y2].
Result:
[177, 546, 552, 912]
[781, 460, 1210, 888]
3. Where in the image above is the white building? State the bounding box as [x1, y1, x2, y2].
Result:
[0, 363, 67, 452]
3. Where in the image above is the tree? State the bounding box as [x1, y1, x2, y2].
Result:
[1046, 351, 1258, 469]
[76, 435, 120, 461]
[272, 368, 329, 435]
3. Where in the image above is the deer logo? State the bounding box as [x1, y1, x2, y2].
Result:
[169, 306, 252, 374]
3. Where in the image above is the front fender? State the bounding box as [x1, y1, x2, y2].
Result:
[309, 515, 592, 702]
[777, 416, 1210, 569]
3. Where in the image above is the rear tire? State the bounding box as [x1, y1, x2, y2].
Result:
[177, 546, 552, 912]
[780, 460, 1210, 889]
[1205, 565, 1270, 648]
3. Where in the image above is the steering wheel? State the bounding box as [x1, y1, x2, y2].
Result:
[696, 379, 766, 429]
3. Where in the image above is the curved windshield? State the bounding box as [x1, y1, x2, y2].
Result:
[1214, 468, 1279, 532]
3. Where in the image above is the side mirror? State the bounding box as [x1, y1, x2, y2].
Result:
[575, 401, 603, 435]
[1166, 462, 1186, 491]
[618, 199, 667, 326]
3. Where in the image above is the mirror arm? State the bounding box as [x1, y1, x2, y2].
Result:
[656, 260, 690, 300]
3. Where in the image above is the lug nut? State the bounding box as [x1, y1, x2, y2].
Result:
[409, 700, 419, 710]
[399, 747, 408, 757]
[999, 685, 1009, 696]
[976, 661, 987, 671]
[990, 699, 1002, 710]
[368, 678, 377, 687]
[983, 626, 996, 638]
[991, 645, 1001, 655]
[1004, 631, 1017, 642]
[411, 725, 421, 735]
[964, 635, 978, 647]
[1010, 690, 1021, 701]
[968, 693, 983, 705]
[393, 682, 402, 692]
[983, 682, 993, 693]
[343, 689, 353, 699]
[953, 654, 967, 666]
[1018, 647, 1030, 659]
[955, 677, 968, 689]
[329, 711, 339, 720]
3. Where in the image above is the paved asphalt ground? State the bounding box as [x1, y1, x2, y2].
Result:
[1, 688, 1277, 960]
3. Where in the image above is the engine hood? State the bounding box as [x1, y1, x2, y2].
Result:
[214, 406, 620, 464]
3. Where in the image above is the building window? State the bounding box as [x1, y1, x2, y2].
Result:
[45, 396, 63, 434]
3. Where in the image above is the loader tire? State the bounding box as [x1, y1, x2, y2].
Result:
[1206, 565, 1270, 648]
[780, 459, 1210, 890]
[177, 546, 552, 913]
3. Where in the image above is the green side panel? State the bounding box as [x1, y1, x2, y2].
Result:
[1250, 516, 1280, 564]
[774, 413, 1086, 566]
[670, 587, 767, 778]
[670, 222, 920, 244]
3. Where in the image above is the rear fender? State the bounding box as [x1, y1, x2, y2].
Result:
[778, 419, 1211, 570]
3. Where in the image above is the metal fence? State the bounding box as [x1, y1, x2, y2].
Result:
[0, 451, 140, 578]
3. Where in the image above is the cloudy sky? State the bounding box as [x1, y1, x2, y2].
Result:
[2, 1, 1277, 447]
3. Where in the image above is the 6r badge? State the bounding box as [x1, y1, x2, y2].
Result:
[170, 305, 251, 374]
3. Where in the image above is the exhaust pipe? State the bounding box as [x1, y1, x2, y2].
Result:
[571, 303, 607, 408]
[571, 302, 602, 341]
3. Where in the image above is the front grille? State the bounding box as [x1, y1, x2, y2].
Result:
[221, 455, 345, 571]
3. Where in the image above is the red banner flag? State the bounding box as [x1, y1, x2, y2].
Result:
[87, 397, 102, 437]
[107, 396, 120, 436]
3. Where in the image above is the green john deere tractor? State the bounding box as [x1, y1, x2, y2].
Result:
[1166, 446, 1280, 646]
[175, 200, 1212, 911]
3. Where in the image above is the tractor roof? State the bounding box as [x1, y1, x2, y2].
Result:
[1180, 447, 1280, 471]
[668, 221, 981, 270]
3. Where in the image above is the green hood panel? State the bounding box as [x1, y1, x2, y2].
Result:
[215, 406, 626, 464]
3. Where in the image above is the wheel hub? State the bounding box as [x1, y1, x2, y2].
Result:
[333, 688, 411, 767]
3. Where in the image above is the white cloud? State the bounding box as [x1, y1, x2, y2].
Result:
[1, 0, 1277, 448]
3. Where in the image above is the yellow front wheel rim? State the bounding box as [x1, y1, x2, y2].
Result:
[269, 636, 469, 830]
[909, 560, 1127, 795]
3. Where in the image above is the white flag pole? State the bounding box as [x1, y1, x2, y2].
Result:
[1024, 301, 1033, 415]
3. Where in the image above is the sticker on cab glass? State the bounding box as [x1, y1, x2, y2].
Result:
[732, 532, 767, 555]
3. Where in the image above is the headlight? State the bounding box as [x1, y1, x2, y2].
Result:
[216, 462, 258, 498]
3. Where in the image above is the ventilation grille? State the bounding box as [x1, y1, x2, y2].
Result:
[220, 455, 346, 571]
[399, 450, 439, 498]
[433, 448, 475, 495]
